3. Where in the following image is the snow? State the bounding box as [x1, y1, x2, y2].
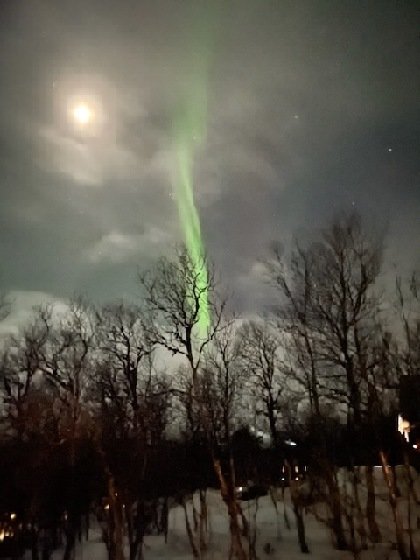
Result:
[20, 474, 420, 560]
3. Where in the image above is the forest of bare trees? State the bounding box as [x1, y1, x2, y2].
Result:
[0, 213, 419, 560]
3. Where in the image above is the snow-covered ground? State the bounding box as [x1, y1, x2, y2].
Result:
[23, 490, 346, 560]
[19, 471, 420, 560]
[16, 465, 420, 560]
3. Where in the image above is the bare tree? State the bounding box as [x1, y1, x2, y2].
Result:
[266, 213, 384, 428]
[264, 213, 384, 551]
[138, 245, 225, 389]
[96, 302, 154, 436]
[396, 271, 420, 378]
[265, 241, 322, 417]
[28, 299, 97, 560]
[138, 245, 226, 556]
[1, 307, 51, 441]
[201, 322, 252, 560]
[95, 301, 169, 560]
[0, 291, 10, 322]
[237, 320, 286, 447]
[0, 299, 99, 559]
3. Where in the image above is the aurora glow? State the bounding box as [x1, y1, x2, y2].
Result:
[172, 12, 215, 339]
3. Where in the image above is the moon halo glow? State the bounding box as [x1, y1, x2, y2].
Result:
[72, 103, 93, 125]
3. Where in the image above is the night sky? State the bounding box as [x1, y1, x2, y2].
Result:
[0, 0, 419, 330]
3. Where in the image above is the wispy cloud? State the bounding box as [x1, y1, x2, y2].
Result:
[0, 1, 418, 311]
[84, 227, 172, 264]
[0, 291, 68, 337]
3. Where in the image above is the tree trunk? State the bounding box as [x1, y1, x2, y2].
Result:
[31, 526, 39, 560]
[247, 497, 258, 560]
[129, 500, 145, 560]
[281, 466, 291, 530]
[268, 486, 282, 540]
[213, 459, 248, 560]
[199, 488, 208, 553]
[289, 472, 310, 554]
[347, 368, 362, 429]
[403, 454, 419, 560]
[365, 465, 381, 543]
[163, 497, 169, 544]
[62, 521, 75, 560]
[380, 451, 409, 560]
[293, 503, 310, 554]
[85, 511, 90, 541]
[352, 467, 368, 550]
[182, 498, 200, 559]
[311, 368, 321, 418]
[326, 468, 348, 550]
[108, 476, 125, 560]
[267, 405, 278, 448]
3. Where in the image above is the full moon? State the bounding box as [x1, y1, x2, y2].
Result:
[57, 77, 111, 139]
[73, 103, 93, 125]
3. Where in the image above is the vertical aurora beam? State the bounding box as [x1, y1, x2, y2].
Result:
[172, 10, 214, 339]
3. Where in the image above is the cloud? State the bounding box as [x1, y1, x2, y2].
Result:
[0, 0, 418, 314]
[38, 126, 143, 187]
[84, 227, 172, 264]
[0, 291, 69, 337]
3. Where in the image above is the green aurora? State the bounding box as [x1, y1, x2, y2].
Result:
[172, 10, 216, 340]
